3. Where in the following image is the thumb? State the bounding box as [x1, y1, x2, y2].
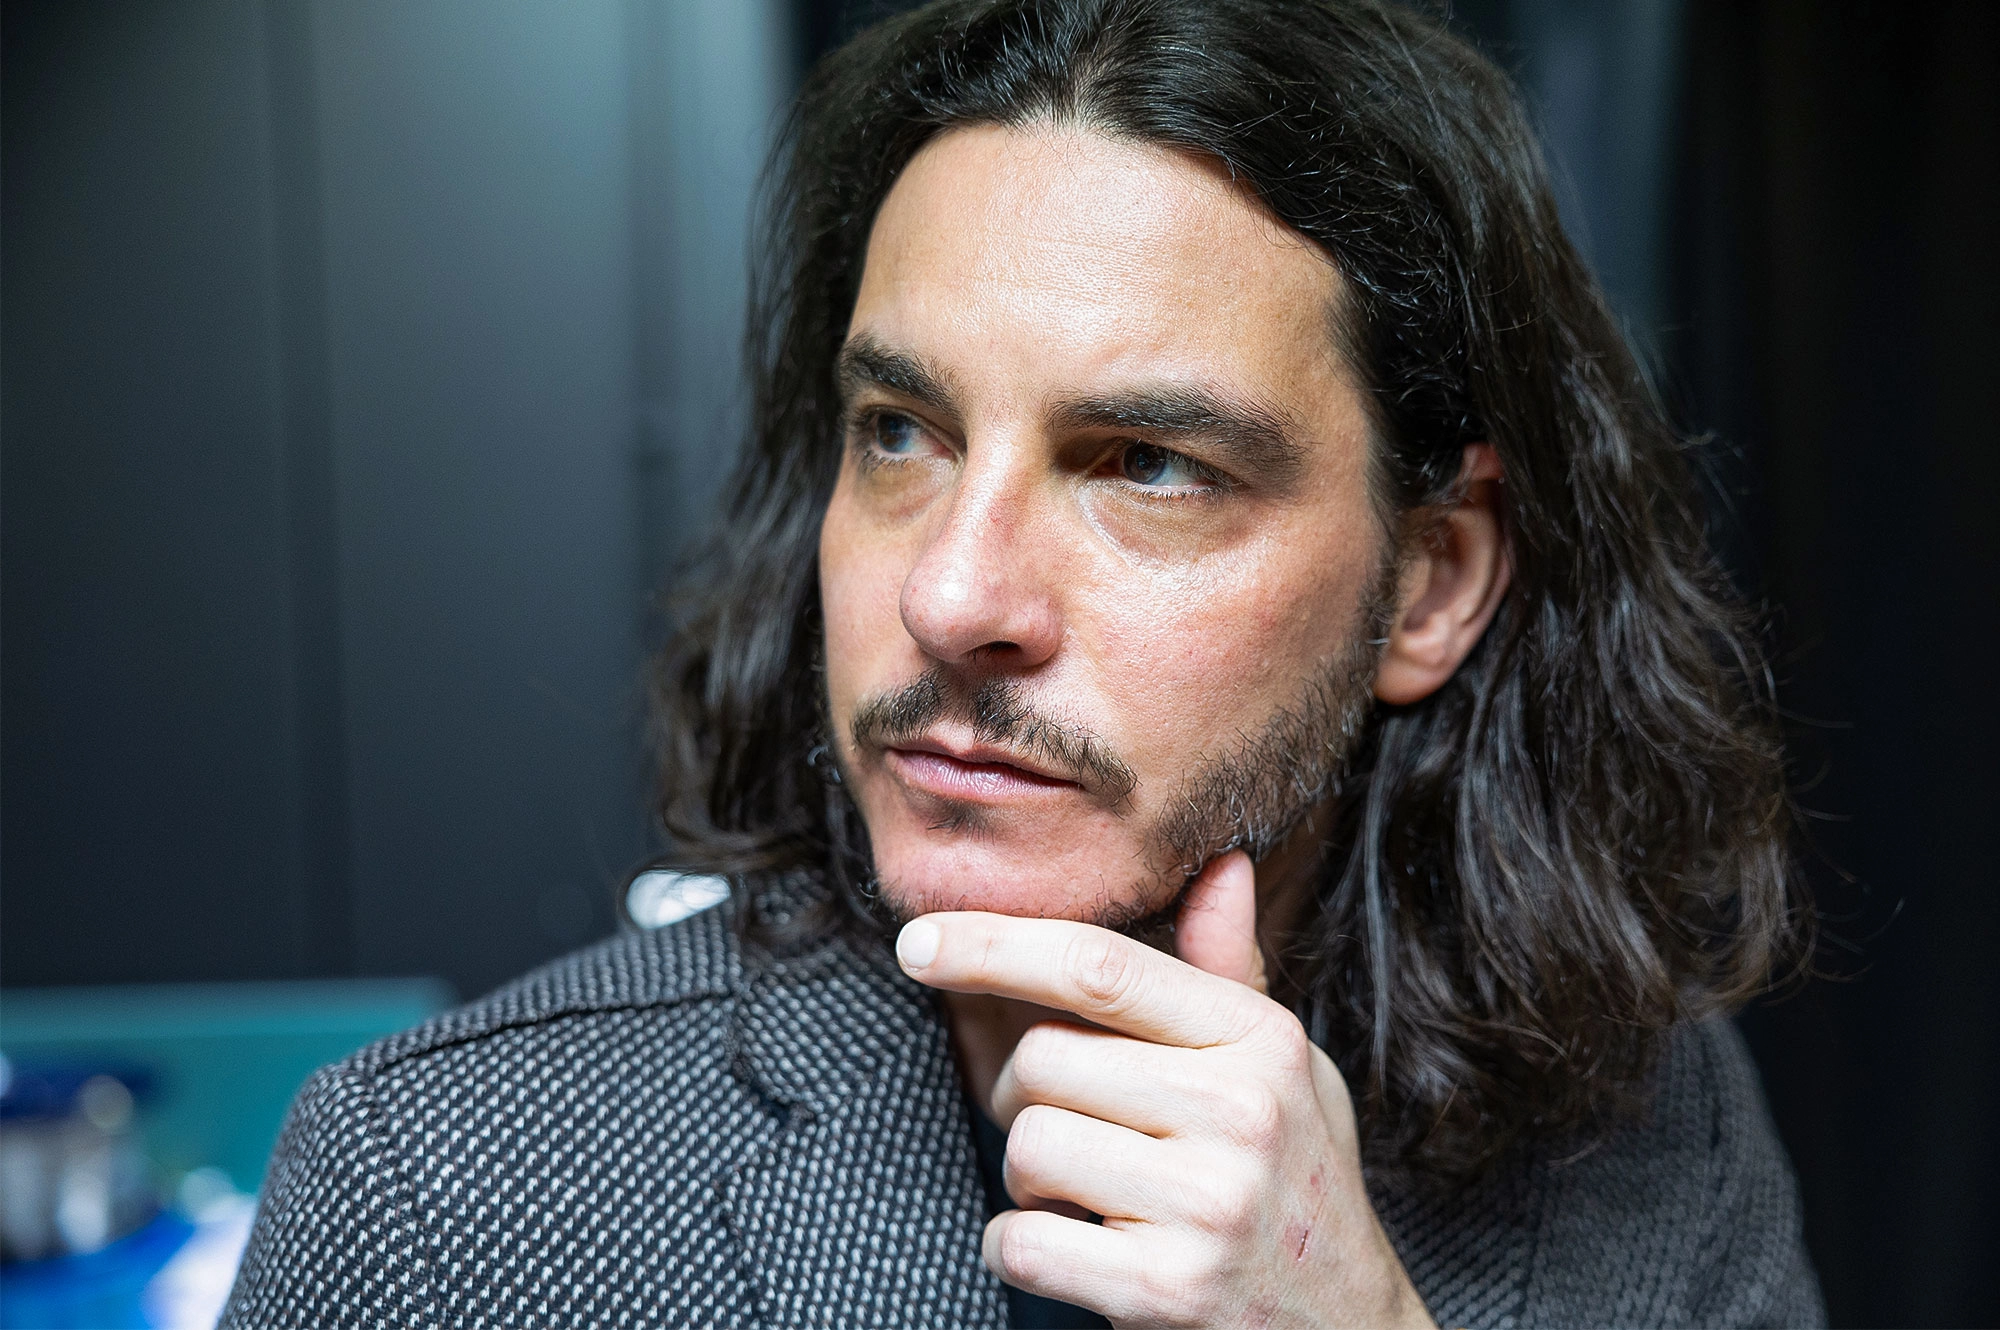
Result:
[1174, 850, 1267, 995]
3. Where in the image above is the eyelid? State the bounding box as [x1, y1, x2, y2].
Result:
[841, 409, 1238, 501]
[846, 401, 957, 448]
[1105, 438, 1236, 494]
[845, 405, 949, 466]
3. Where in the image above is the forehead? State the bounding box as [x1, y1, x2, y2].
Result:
[852, 123, 1348, 400]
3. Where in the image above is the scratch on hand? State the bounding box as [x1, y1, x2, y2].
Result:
[1291, 1168, 1329, 1263]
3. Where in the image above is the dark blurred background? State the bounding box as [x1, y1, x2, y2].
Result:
[3, 1, 1994, 1324]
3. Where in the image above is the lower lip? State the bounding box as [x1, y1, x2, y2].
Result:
[885, 748, 1080, 803]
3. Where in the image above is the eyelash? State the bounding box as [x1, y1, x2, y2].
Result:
[845, 406, 930, 471]
[843, 411, 892, 472]
[1110, 441, 1231, 503]
[843, 406, 1232, 502]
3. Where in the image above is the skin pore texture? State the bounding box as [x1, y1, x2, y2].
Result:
[818, 124, 1508, 1328]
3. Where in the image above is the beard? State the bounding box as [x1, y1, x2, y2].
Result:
[833, 567, 1398, 937]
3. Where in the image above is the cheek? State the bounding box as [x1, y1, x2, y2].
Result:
[1087, 532, 1373, 761]
[819, 485, 918, 710]
[1097, 602, 1280, 741]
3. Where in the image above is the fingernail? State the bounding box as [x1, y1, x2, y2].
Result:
[897, 920, 941, 971]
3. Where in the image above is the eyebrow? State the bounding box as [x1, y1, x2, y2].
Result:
[1050, 386, 1307, 489]
[836, 334, 1309, 490]
[836, 335, 960, 420]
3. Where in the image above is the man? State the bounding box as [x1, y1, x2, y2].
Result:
[225, 1, 1821, 1325]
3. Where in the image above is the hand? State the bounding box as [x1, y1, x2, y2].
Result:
[894, 852, 1438, 1330]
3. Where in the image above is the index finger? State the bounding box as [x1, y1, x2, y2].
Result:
[895, 912, 1268, 1048]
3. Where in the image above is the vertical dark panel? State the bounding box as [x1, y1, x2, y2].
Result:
[1492, 0, 1685, 360]
[4, 0, 790, 999]
[625, 0, 790, 607]
[308, 1, 648, 997]
[1681, 2, 2000, 1324]
[1903, 20, 2000, 1315]
[624, 0, 686, 610]
[1669, 0, 1770, 591]
[263, 0, 354, 976]
[1, 0, 310, 983]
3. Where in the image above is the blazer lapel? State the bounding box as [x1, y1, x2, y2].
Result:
[723, 933, 1007, 1329]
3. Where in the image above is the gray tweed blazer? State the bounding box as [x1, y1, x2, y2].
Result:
[222, 892, 1824, 1328]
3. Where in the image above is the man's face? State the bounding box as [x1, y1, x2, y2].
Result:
[819, 124, 1388, 927]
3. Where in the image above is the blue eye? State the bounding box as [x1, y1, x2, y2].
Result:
[1119, 442, 1207, 488]
[871, 412, 923, 455]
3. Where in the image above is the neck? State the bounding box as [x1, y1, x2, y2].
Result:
[944, 808, 1331, 1121]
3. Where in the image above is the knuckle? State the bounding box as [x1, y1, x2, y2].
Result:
[1211, 1176, 1258, 1237]
[1214, 1079, 1285, 1151]
[1258, 1008, 1315, 1071]
[1070, 933, 1139, 1011]
[993, 1216, 1047, 1284]
[1179, 1153, 1268, 1243]
[1180, 1154, 1233, 1205]
[1008, 1027, 1063, 1098]
[1236, 1084, 1287, 1150]
[1007, 1102, 1057, 1169]
[1137, 1265, 1215, 1328]
[1182, 1161, 1255, 1236]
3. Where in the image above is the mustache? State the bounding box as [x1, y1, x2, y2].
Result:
[849, 666, 1138, 805]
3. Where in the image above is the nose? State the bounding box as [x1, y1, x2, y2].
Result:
[898, 461, 1062, 669]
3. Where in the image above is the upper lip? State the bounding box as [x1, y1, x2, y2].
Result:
[887, 733, 1080, 786]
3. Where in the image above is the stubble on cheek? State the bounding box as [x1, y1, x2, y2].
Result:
[1136, 551, 1399, 894]
[816, 538, 1397, 938]
[1149, 630, 1382, 880]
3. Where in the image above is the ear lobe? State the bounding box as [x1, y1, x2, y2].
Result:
[1373, 443, 1511, 706]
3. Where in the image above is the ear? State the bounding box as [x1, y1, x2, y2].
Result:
[1373, 443, 1511, 706]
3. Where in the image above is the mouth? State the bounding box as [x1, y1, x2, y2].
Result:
[883, 733, 1085, 804]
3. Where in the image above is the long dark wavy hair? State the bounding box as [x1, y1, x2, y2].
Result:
[646, 0, 1802, 1180]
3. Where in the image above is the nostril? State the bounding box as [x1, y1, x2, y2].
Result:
[966, 641, 1026, 666]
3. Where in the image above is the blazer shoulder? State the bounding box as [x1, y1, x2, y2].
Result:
[227, 899, 762, 1326]
[346, 900, 743, 1078]
[1680, 1018, 1826, 1326]
[223, 1063, 434, 1327]
[1522, 1018, 1824, 1327]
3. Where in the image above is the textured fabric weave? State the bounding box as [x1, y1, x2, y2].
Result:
[223, 894, 1823, 1328]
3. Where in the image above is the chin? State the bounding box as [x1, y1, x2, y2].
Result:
[868, 822, 1175, 929]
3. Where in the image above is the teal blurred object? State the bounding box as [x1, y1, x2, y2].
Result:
[0, 979, 452, 1196]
